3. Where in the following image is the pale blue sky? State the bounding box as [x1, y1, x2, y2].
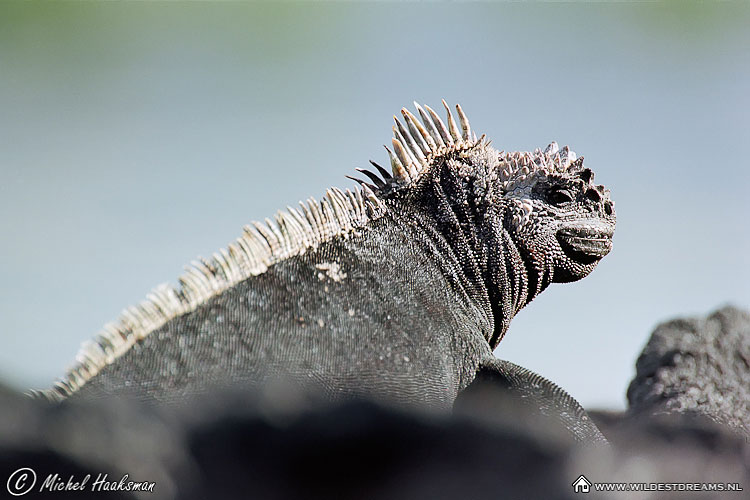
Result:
[1, 3, 748, 409]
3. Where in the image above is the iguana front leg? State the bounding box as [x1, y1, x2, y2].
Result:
[455, 357, 608, 445]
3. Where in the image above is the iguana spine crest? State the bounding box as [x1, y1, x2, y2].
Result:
[383, 100, 479, 184]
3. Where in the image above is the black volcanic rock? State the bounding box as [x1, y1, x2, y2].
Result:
[627, 305, 750, 437]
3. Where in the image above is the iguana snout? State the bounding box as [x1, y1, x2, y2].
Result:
[557, 223, 614, 263]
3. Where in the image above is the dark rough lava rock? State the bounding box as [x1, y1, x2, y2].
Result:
[2, 383, 580, 500]
[627, 305, 750, 437]
[0, 383, 191, 499]
[586, 409, 749, 499]
[3, 377, 748, 500]
[184, 396, 574, 500]
[3, 306, 749, 499]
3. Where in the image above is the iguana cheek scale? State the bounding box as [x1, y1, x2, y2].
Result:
[41, 100, 615, 416]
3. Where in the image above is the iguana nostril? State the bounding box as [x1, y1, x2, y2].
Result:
[604, 201, 613, 216]
[580, 168, 593, 184]
[586, 188, 601, 203]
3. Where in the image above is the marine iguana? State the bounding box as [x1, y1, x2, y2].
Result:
[42, 101, 616, 416]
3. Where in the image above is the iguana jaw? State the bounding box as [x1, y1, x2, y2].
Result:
[556, 223, 614, 264]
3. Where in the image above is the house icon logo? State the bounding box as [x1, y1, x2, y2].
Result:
[572, 474, 592, 493]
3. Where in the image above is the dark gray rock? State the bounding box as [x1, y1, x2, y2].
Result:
[5, 383, 579, 500]
[586, 409, 749, 499]
[627, 305, 750, 437]
[0, 384, 190, 499]
[184, 396, 574, 500]
[2, 378, 749, 500]
[4, 307, 749, 499]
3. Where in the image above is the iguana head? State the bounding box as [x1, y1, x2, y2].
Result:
[353, 100, 616, 322]
[499, 144, 616, 284]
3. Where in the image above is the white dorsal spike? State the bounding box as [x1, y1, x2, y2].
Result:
[181, 268, 208, 299]
[401, 108, 434, 154]
[201, 256, 223, 283]
[253, 221, 280, 255]
[198, 257, 217, 278]
[344, 189, 360, 220]
[325, 189, 346, 226]
[384, 144, 408, 180]
[320, 199, 337, 235]
[298, 200, 315, 228]
[545, 141, 559, 155]
[392, 125, 419, 167]
[398, 109, 422, 144]
[278, 210, 304, 247]
[226, 242, 249, 273]
[235, 235, 255, 269]
[306, 197, 324, 237]
[361, 183, 377, 201]
[401, 108, 431, 155]
[455, 103, 471, 142]
[559, 146, 576, 168]
[332, 188, 352, 224]
[407, 162, 419, 178]
[286, 205, 308, 233]
[330, 187, 348, 208]
[442, 99, 462, 142]
[289, 205, 315, 243]
[411, 107, 437, 151]
[214, 251, 233, 281]
[147, 289, 170, 315]
[191, 260, 214, 286]
[242, 224, 264, 247]
[424, 104, 453, 146]
[319, 199, 333, 227]
[264, 218, 287, 253]
[221, 247, 242, 281]
[214, 249, 235, 282]
[354, 187, 366, 213]
[566, 149, 576, 164]
[351, 189, 364, 219]
[274, 213, 291, 242]
[414, 102, 444, 150]
[393, 117, 426, 164]
[299, 201, 322, 243]
[391, 137, 418, 178]
[362, 183, 385, 212]
[389, 140, 412, 181]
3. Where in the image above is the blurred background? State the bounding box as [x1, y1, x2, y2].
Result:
[1, 2, 748, 409]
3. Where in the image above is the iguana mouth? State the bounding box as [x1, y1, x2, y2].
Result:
[557, 224, 613, 264]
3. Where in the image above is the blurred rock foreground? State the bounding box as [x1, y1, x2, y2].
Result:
[1, 306, 748, 499]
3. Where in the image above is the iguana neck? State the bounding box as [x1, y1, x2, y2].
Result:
[389, 154, 550, 350]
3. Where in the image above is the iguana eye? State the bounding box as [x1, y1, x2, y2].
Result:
[549, 188, 574, 205]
